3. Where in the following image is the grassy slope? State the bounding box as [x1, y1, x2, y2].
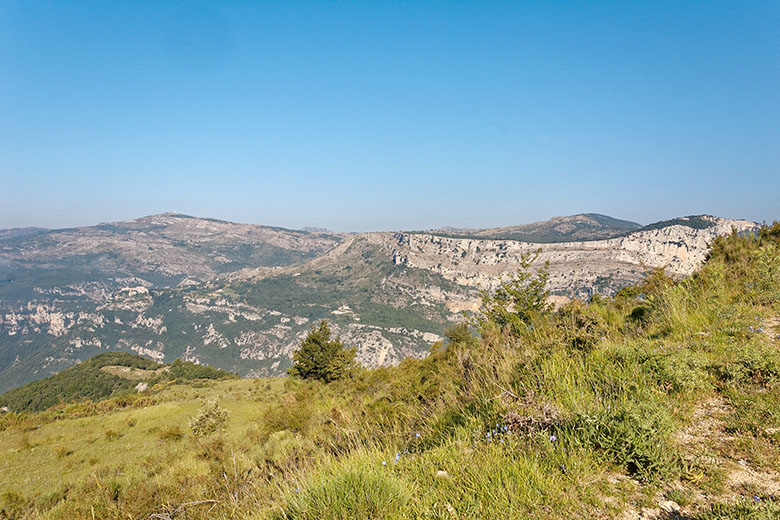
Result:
[0, 353, 235, 413]
[1, 227, 780, 519]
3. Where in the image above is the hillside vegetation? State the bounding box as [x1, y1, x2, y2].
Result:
[1, 224, 779, 519]
[0, 353, 235, 413]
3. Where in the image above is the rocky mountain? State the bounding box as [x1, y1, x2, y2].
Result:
[0, 213, 342, 288]
[428, 213, 642, 242]
[0, 213, 758, 393]
[394, 215, 754, 299]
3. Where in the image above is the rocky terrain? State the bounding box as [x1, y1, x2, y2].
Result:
[0, 213, 758, 392]
[390, 215, 756, 299]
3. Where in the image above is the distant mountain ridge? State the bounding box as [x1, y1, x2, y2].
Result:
[423, 213, 743, 243]
[0, 212, 759, 393]
[425, 213, 642, 242]
[0, 227, 49, 241]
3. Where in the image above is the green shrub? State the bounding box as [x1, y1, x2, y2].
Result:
[477, 250, 551, 334]
[641, 347, 712, 395]
[289, 321, 357, 383]
[556, 300, 610, 351]
[711, 342, 780, 386]
[256, 429, 301, 469]
[571, 397, 679, 481]
[262, 391, 316, 436]
[189, 400, 229, 436]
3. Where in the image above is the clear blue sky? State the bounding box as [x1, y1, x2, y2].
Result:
[2, 1, 778, 231]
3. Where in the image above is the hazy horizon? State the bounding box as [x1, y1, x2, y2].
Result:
[3, 1, 778, 231]
[0, 210, 766, 235]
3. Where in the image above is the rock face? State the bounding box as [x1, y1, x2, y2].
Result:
[0, 213, 758, 393]
[387, 216, 757, 298]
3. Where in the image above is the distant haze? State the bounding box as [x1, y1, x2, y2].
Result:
[1, 2, 778, 230]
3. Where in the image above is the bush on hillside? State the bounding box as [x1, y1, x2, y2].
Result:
[477, 249, 551, 334]
[555, 300, 609, 351]
[165, 359, 235, 381]
[0, 354, 151, 413]
[189, 400, 230, 436]
[288, 321, 357, 383]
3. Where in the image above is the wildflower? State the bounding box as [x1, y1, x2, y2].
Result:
[382, 460, 387, 466]
[559, 464, 566, 473]
[549, 434, 557, 442]
[415, 433, 421, 438]
[295, 487, 301, 493]
[394, 452, 401, 463]
[753, 496, 761, 502]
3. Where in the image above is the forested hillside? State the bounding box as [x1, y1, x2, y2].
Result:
[0, 352, 234, 413]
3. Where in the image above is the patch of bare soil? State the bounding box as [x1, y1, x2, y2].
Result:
[619, 395, 780, 519]
[764, 315, 780, 342]
[99, 365, 169, 380]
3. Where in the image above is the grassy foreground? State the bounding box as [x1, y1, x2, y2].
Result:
[1, 227, 780, 519]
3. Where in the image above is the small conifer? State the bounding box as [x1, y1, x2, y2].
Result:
[288, 321, 357, 382]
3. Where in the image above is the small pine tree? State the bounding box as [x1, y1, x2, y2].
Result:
[477, 249, 551, 334]
[288, 321, 357, 383]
